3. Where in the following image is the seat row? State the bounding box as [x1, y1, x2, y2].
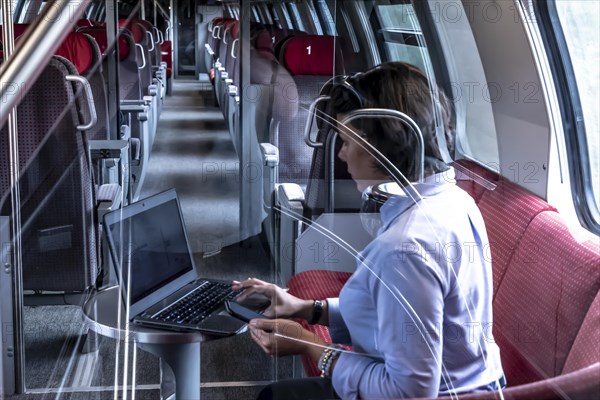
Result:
[287, 159, 600, 399]
[0, 19, 169, 297]
[205, 17, 362, 277]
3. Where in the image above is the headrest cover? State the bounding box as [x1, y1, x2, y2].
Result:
[231, 21, 240, 40]
[119, 19, 144, 43]
[13, 24, 29, 38]
[254, 29, 274, 52]
[81, 28, 130, 61]
[283, 36, 335, 76]
[55, 31, 93, 74]
[137, 20, 154, 32]
[76, 19, 96, 29]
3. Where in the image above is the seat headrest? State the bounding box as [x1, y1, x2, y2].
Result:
[119, 19, 145, 43]
[76, 19, 96, 29]
[55, 31, 93, 74]
[79, 28, 130, 61]
[254, 29, 274, 52]
[0, 24, 30, 42]
[137, 19, 154, 32]
[282, 35, 336, 76]
[231, 21, 240, 40]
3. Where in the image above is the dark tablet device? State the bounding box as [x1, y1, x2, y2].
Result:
[225, 300, 270, 323]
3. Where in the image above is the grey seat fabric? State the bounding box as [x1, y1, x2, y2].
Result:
[0, 57, 98, 292]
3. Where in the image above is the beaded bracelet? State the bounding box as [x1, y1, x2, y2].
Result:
[319, 345, 342, 378]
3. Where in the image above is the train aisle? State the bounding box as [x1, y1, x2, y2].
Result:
[140, 79, 240, 254]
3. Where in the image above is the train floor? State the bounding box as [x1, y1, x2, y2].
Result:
[7, 79, 289, 399]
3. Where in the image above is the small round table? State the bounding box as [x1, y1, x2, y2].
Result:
[83, 286, 231, 399]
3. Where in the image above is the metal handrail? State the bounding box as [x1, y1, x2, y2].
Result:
[66, 75, 98, 131]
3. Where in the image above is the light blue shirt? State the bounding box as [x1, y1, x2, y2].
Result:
[328, 168, 504, 399]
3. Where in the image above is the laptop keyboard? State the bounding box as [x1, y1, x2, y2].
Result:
[154, 280, 241, 325]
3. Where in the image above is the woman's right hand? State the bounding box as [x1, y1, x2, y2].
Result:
[232, 278, 312, 320]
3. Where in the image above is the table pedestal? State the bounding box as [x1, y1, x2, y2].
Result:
[138, 342, 201, 400]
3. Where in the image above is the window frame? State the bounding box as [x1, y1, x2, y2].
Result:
[534, 0, 600, 233]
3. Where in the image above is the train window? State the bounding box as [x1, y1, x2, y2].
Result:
[277, 2, 294, 29]
[538, 0, 600, 229]
[267, 3, 283, 29]
[314, 0, 337, 36]
[305, 1, 324, 35]
[374, 2, 428, 72]
[258, 3, 273, 25]
[286, 3, 306, 31]
[251, 5, 260, 23]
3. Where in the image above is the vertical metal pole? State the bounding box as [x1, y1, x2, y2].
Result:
[239, 0, 256, 241]
[106, 0, 120, 140]
[153, 0, 157, 27]
[1, 0, 23, 394]
[172, 0, 178, 77]
[141, 0, 146, 20]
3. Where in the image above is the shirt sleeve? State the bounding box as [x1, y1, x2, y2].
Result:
[327, 298, 351, 345]
[332, 250, 446, 399]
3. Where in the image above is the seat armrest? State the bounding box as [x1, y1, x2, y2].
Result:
[120, 103, 149, 122]
[88, 140, 131, 197]
[277, 183, 305, 209]
[96, 184, 122, 213]
[260, 143, 279, 167]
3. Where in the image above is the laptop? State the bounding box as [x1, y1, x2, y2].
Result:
[103, 189, 254, 335]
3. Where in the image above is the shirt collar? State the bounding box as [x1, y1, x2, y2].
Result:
[379, 167, 456, 232]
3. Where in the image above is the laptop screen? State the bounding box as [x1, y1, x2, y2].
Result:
[107, 197, 194, 304]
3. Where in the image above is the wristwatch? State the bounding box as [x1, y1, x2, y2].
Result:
[309, 299, 324, 325]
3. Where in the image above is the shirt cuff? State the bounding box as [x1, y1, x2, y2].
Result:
[331, 351, 372, 400]
[327, 298, 351, 345]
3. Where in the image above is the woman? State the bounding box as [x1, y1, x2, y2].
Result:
[233, 62, 504, 399]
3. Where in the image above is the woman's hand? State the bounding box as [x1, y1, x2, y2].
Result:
[232, 278, 312, 320]
[248, 318, 327, 360]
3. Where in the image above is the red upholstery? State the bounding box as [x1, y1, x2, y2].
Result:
[254, 29, 274, 52]
[282, 35, 336, 76]
[136, 19, 154, 34]
[119, 19, 144, 43]
[493, 211, 599, 385]
[75, 19, 96, 29]
[0, 23, 29, 42]
[161, 40, 172, 78]
[287, 270, 352, 377]
[54, 32, 93, 74]
[288, 159, 600, 398]
[479, 180, 557, 295]
[231, 21, 240, 40]
[563, 291, 600, 373]
[429, 363, 600, 400]
[78, 28, 130, 61]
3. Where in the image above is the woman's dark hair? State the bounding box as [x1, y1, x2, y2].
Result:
[329, 61, 455, 182]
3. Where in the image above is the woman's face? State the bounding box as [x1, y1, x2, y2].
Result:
[337, 114, 389, 192]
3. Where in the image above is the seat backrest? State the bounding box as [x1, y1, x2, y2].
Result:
[274, 35, 342, 187]
[562, 290, 600, 374]
[55, 31, 110, 142]
[1, 55, 98, 292]
[136, 19, 161, 67]
[119, 19, 153, 93]
[455, 160, 600, 386]
[207, 16, 224, 55]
